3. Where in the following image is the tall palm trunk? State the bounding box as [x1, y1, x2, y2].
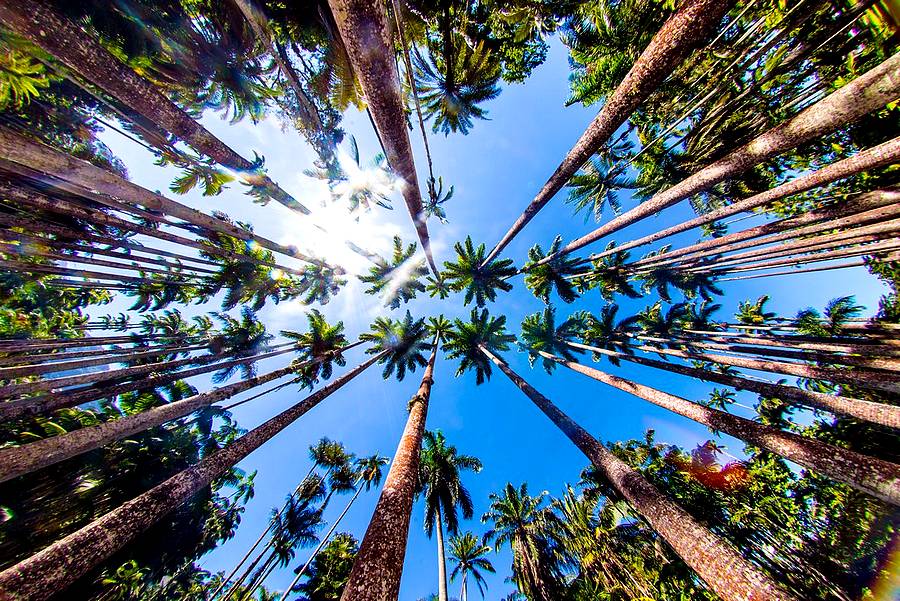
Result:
[483, 0, 734, 264]
[564, 340, 900, 429]
[0, 341, 196, 367]
[0, 352, 385, 600]
[436, 506, 449, 601]
[538, 351, 900, 506]
[326, 0, 438, 275]
[340, 336, 439, 600]
[536, 54, 900, 265]
[459, 572, 467, 601]
[0, 0, 309, 214]
[477, 345, 796, 601]
[0, 342, 298, 399]
[0, 130, 321, 267]
[282, 478, 365, 596]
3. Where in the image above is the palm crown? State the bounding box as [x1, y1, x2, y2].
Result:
[281, 309, 348, 389]
[360, 310, 430, 381]
[442, 237, 516, 307]
[358, 236, 428, 309]
[448, 531, 495, 598]
[519, 307, 584, 373]
[524, 235, 582, 304]
[418, 430, 482, 537]
[444, 309, 515, 385]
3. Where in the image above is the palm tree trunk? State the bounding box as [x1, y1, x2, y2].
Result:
[0, 131, 321, 267]
[0, 0, 310, 215]
[436, 506, 449, 601]
[282, 480, 365, 596]
[460, 572, 467, 601]
[537, 54, 900, 265]
[0, 353, 333, 483]
[564, 340, 900, 429]
[0, 352, 386, 600]
[0, 341, 298, 399]
[539, 351, 900, 506]
[477, 345, 796, 601]
[340, 337, 439, 600]
[483, 0, 734, 264]
[326, 0, 438, 275]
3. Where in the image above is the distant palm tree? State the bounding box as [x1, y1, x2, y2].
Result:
[359, 236, 428, 309]
[443, 237, 516, 308]
[448, 532, 495, 601]
[565, 157, 635, 222]
[524, 236, 582, 304]
[418, 431, 482, 601]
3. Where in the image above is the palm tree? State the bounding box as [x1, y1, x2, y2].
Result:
[359, 236, 429, 309]
[292, 533, 359, 601]
[0, 343, 388, 598]
[531, 53, 900, 266]
[442, 237, 516, 307]
[565, 156, 635, 222]
[282, 454, 389, 596]
[418, 430, 483, 601]
[340, 315, 445, 601]
[444, 308, 796, 601]
[412, 38, 501, 135]
[281, 310, 350, 388]
[0, 0, 308, 213]
[523, 236, 581, 305]
[326, 0, 438, 275]
[481, 483, 562, 601]
[448, 532, 495, 601]
[483, 0, 734, 264]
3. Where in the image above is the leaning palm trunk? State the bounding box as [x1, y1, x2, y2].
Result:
[535, 53, 900, 265]
[563, 340, 900, 429]
[483, 0, 734, 264]
[478, 345, 796, 601]
[538, 351, 900, 505]
[0, 341, 298, 399]
[340, 336, 439, 600]
[326, 0, 438, 275]
[0, 350, 343, 483]
[0, 353, 386, 600]
[0, 131, 322, 267]
[282, 477, 365, 596]
[0, 0, 309, 214]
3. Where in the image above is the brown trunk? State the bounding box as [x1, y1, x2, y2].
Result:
[479, 345, 796, 601]
[541, 56, 900, 264]
[0, 0, 310, 214]
[678, 331, 900, 355]
[340, 339, 438, 600]
[0, 131, 321, 267]
[630, 191, 900, 269]
[483, 0, 734, 264]
[0, 353, 384, 600]
[0, 342, 297, 400]
[540, 351, 900, 506]
[327, 0, 438, 275]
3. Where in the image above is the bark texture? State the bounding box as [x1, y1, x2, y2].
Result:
[340, 344, 437, 600]
[480, 346, 796, 601]
[0, 353, 384, 600]
[485, 0, 734, 264]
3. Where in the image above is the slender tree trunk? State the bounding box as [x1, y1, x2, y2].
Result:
[0, 0, 310, 214]
[340, 337, 439, 600]
[478, 345, 796, 601]
[539, 351, 900, 506]
[0, 352, 385, 600]
[460, 572, 467, 601]
[282, 480, 365, 596]
[0, 131, 320, 266]
[326, 0, 438, 275]
[537, 55, 900, 265]
[564, 340, 900, 429]
[436, 506, 449, 601]
[483, 0, 734, 264]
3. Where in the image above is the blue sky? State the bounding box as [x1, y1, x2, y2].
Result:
[96, 36, 887, 600]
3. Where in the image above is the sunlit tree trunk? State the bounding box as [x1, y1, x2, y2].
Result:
[341, 336, 438, 600]
[478, 345, 797, 601]
[436, 506, 449, 601]
[0, 353, 385, 600]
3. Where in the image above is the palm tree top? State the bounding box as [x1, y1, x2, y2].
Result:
[281, 309, 348, 387]
[523, 235, 581, 305]
[355, 454, 390, 491]
[442, 237, 516, 307]
[358, 236, 428, 309]
[519, 307, 584, 373]
[361, 310, 430, 381]
[448, 531, 496, 598]
[444, 308, 515, 385]
[418, 429, 483, 536]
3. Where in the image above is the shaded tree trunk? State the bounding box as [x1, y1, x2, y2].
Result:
[538, 55, 900, 264]
[326, 0, 438, 275]
[539, 351, 900, 506]
[478, 345, 796, 601]
[0, 352, 385, 600]
[340, 337, 438, 600]
[436, 506, 449, 601]
[0, 0, 309, 214]
[484, 0, 735, 264]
